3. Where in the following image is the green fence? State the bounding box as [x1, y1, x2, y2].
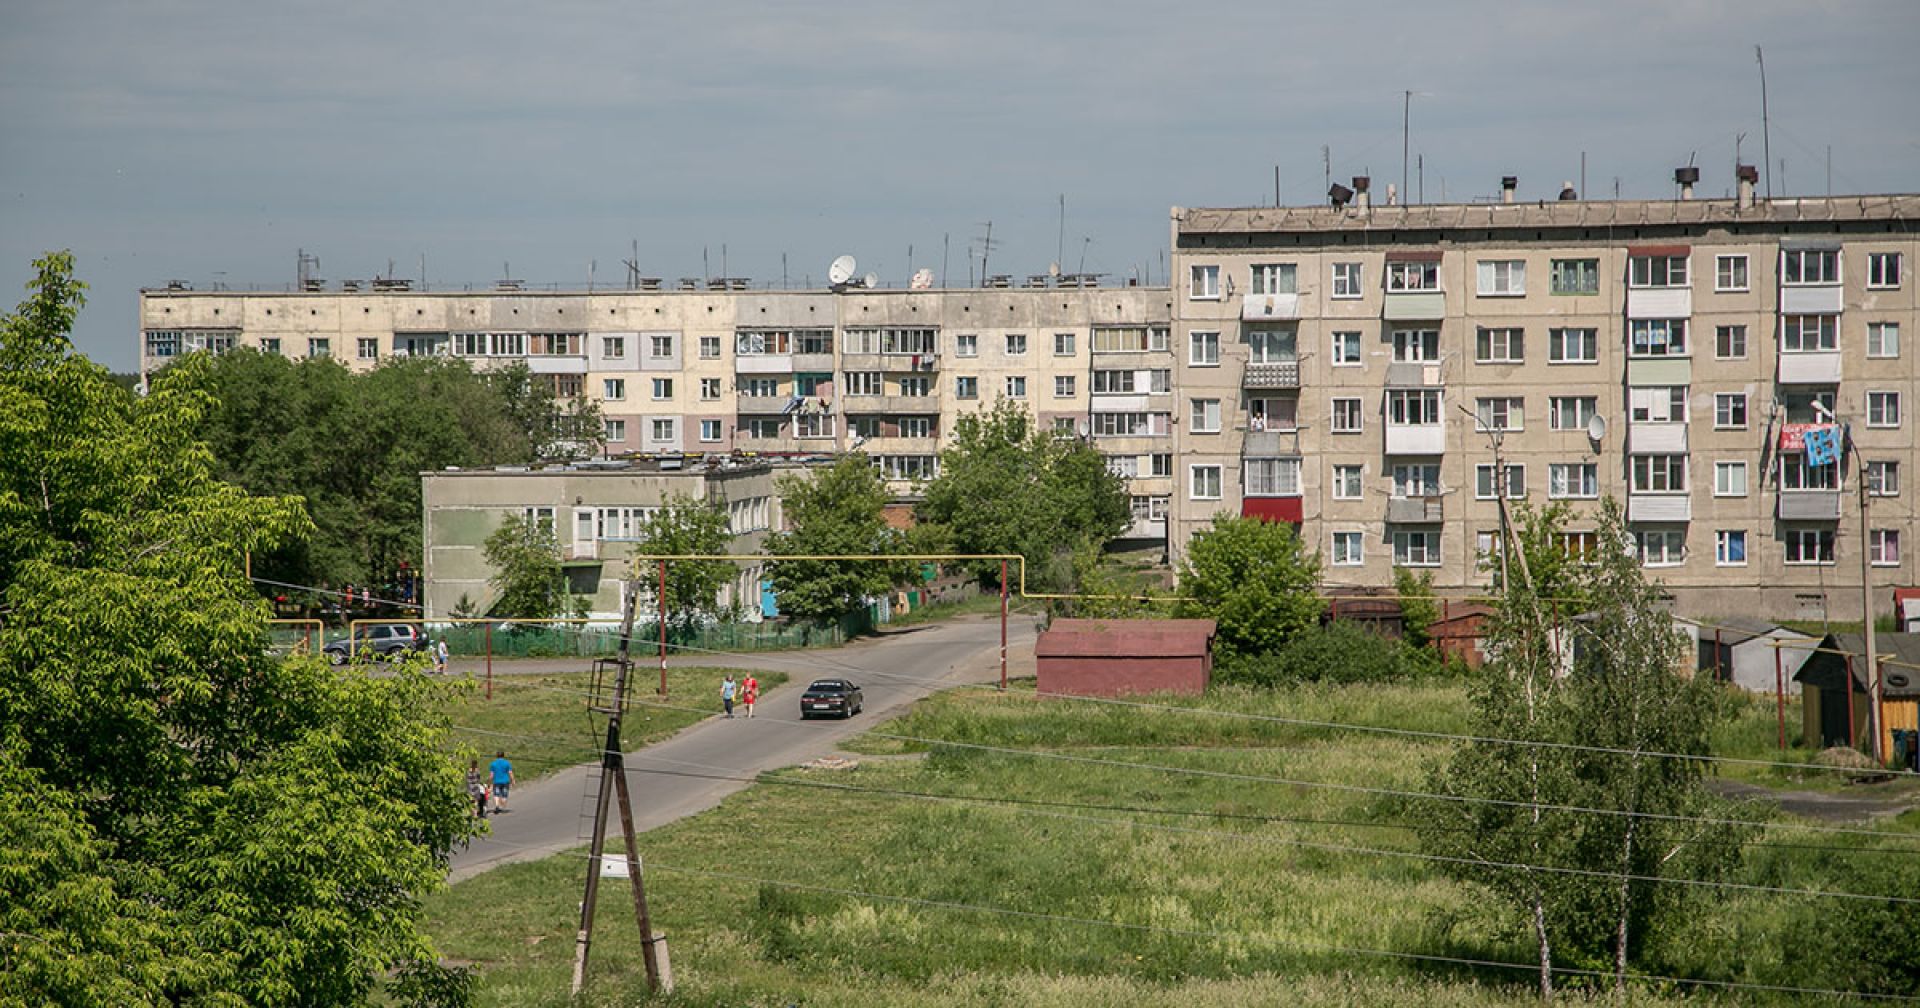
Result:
[430, 610, 877, 659]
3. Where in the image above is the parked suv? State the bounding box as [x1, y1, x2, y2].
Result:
[323, 624, 427, 665]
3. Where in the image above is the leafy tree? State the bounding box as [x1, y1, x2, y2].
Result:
[1056, 543, 1173, 620]
[1416, 499, 1749, 996]
[917, 399, 1130, 588]
[764, 456, 907, 622]
[0, 253, 475, 1004]
[1394, 566, 1439, 649]
[1174, 515, 1323, 662]
[1222, 619, 1431, 688]
[1505, 500, 1596, 615]
[482, 513, 566, 619]
[481, 360, 603, 460]
[630, 492, 737, 630]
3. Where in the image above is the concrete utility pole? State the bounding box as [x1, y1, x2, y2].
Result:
[570, 581, 672, 996]
[1855, 425, 1882, 763]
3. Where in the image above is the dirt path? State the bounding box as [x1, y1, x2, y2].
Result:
[1707, 778, 1920, 824]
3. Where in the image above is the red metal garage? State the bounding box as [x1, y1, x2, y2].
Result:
[1035, 619, 1218, 697]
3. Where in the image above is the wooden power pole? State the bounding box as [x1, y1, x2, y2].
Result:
[570, 580, 672, 995]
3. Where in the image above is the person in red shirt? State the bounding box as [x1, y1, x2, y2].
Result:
[741, 675, 759, 718]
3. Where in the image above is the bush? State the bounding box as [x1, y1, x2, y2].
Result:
[1217, 620, 1435, 688]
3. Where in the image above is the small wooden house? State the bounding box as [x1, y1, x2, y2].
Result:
[1036, 619, 1217, 697]
[1793, 633, 1920, 754]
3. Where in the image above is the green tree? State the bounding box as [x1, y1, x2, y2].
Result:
[764, 456, 907, 623]
[1394, 566, 1439, 649]
[0, 253, 475, 1004]
[482, 513, 566, 618]
[1174, 516, 1323, 662]
[630, 492, 737, 631]
[1417, 499, 1749, 996]
[917, 399, 1130, 588]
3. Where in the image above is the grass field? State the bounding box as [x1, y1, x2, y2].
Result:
[425, 675, 1920, 1006]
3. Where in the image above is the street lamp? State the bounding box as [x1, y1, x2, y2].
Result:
[1813, 401, 1880, 763]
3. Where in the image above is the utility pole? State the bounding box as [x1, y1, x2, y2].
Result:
[1854, 424, 1882, 763]
[570, 581, 672, 996]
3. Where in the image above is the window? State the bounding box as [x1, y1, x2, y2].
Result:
[603, 378, 626, 401]
[1003, 333, 1028, 356]
[1152, 454, 1173, 477]
[1781, 248, 1839, 285]
[1869, 322, 1901, 359]
[700, 377, 722, 401]
[1149, 369, 1172, 393]
[796, 330, 833, 355]
[1333, 465, 1363, 499]
[1715, 325, 1748, 359]
[795, 413, 834, 438]
[1475, 464, 1525, 499]
[1248, 397, 1296, 431]
[261, 337, 281, 355]
[902, 417, 934, 438]
[1092, 369, 1135, 394]
[1869, 461, 1900, 497]
[451, 332, 485, 357]
[1549, 463, 1598, 499]
[1476, 259, 1526, 296]
[1392, 464, 1441, 498]
[1629, 255, 1689, 288]
[1779, 455, 1838, 491]
[876, 455, 936, 480]
[1092, 412, 1153, 437]
[1090, 326, 1169, 352]
[699, 335, 721, 359]
[1713, 393, 1747, 429]
[955, 333, 978, 357]
[1189, 331, 1220, 365]
[603, 419, 626, 442]
[1872, 530, 1902, 566]
[736, 330, 787, 355]
[1189, 464, 1222, 500]
[1331, 330, 1363, 365]
[1189, 264, 1220, 300]
[699, 420, 722, 442]
[1319, 530, 1357, 567]
[1130, 495, 1167, 522]
[1393, 531, 1440, 566]
[743, 418, 782, 438]
[1004, 376, 1027, 399]
[1392, 328, 1439, 361]
[1386, 260, 1439, 292]
[1108, 455, 1140, 478]
[1053, 332, 1076, 356]
[649, 334, 674, 359]
[1785, 528, 1836, 565]
[1190, 398, 1222, 433]
[741, 377, 780, 398]
[554, 374, 583, 398]
[1549, 396, 1598, 431]
[1716, 530, 1747, 567]
[1476, 327, 1525, 363]
[1714, 461, 1748, 497]
[489, 332, 527, 356]
[357, 337, 379, 360]
[1781, 389, 1836, 423]
[650, 418, 675, 441]
[1387, 389, 1440, 425]
[899, 376, 930, 397]
[1331, 262, 1363, 298]
[1331, 398, 1363, 433]
[1550, 258, 1599, 294]
[1245, 458, 1302, 496]
[308, 338, 332, 358]
[1715, 254, 1749, 292]
[1246, 327, 1296, 363]
[1868, 391, 1901, 428]
[1781, 314, 1838, 351]
[1054, 376, 1076, 398]
[1868, 252, 1902, 289]
[1637, 529, 1686, 567]
[651, 377, 674, 400]
[1475, 397, 1524, 432]
[1629, 386, 1687, 423]
[1630, 455, 1688, 493]
[1251, 263, 1297, 294]
[1548, 328, 1598, 363]
[838, 372, 878, 397]
[1630, 319, 1687, 356]
[594, 335, 624, 359]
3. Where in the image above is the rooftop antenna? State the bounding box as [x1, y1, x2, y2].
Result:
[827, 254, 856, 288]
[975, 220, 997, 287]
[627, 240, 640, 290]
[942, 232, 950, 289]
[1401, 90, 1412, 204]
[1757, 45, 1773, 200]
[1418, 154, 1424, 204]
[1078, 236, 1092, 275]
[1274, 165, 1281, 207]
[1580, 151, 1586, 200]
[1322, 145, 1331, 196]
[1056, 194, 1065, 268]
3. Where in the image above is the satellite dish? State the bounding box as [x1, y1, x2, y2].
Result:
[910, 268, 934, 290]
[828, 255, 856, 285]
[1586, 414, 1608, 441]
[862, 272, 879, 289]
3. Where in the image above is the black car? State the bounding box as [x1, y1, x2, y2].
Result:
[799, 678, 864, 719]
[323, 624, 428, 665]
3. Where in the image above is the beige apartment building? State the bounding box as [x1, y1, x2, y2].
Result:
[1169, 173, 1918, 621]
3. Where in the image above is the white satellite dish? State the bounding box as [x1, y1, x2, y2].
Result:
[910, 268, 934, 290]
[1586, 413, 1608, 441]
[828, 255, 856, 285]
[863, 272, 879, 289]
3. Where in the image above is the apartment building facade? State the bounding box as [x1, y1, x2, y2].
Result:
[1169, 177, 1918, 620]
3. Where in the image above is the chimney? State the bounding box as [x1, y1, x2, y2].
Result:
[1501, 176, 1518, 203]
[1328, 182, 1353, 209]
[1352, 175, 1371, 210]
[1674, 165, 1700, 200]
[1736, 164, 1759, 209]
[1558, 181, 1577, 201]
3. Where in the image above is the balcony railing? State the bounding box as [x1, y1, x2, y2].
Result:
[1627, 494, 1692, 522]
[1386, 496, 1445, 523]
[1777, 490, 1842, 520]
[1242, 359, 1300, 389]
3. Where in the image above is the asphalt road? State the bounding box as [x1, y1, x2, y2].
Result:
[449, 615, 1037, 882]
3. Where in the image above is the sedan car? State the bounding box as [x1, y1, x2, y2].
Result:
[799, 678, 864, 719]
[323, 624, 427, 665]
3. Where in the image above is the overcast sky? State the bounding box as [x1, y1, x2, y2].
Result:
[3, 0, 1915, 371]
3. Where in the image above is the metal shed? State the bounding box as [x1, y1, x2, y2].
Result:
[1035, 619, 1217, 697]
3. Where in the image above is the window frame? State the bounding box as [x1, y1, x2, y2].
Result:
[1548, 462, 1599, 500]
[954, 333, 978, 358]
[1386, 261, 1440, 293]
[1250, 263, 1297, 295]
[1868, 322, 1901, 359]
[1475, 259, 1527, 297]
[1189, 330, 1221, 366]
[1629, 255, 1689, 289]
[1004, 333, 1028, 356]
[1713, 461, 1748, 497]
[1867, 252, 1903, 290]
[1392, 531, 1441, 567]
[602, 378, 626, 401]
[1637, 529, 1687, 567]
[1549, 258, 1600, 295]
[1330, 330, 1363, 365]
[1332, 531, 1365, 566]
[1331, 397, 1363, 433]
[1475, 327, 1525, 364]
[1715, 530, 1748, 567]
[603, 418, 626, 442]
[1189, 264, 1221, 300]
[698, 419, 723, 443]
[1190, 398, 1223, 433]
[1331, 262, 1363, 299]
[1785, 528, 1836, 566]
[1869, 460, 1900, 497]
[1781, 314, 1838, 352]
[1053, 332, 1076, 356]
[954, 376, 978, 400]
[1004, 375, 1027, 399]
[1714, 324, 1748, 360]
[1713, 393, 1748, 430]
[1871, 529, 1902, 567]
[1244, 457, 1302, 496]
[1867, 390, 1901, 428]
[1386, 389, 1441, 426]
[1548, 327, 1598, 364]
[1629, 318, 1688, 357]
[1189, 464, 1223, 500]
[1714, 254, 1749, 292]
[1630, 454, 1689, 494]
[1054, 375, 1076, 399]
[1474, 463, 1526, 500]
[1474, 396, 1525, 433]
[1781, 248, 1840, 286]
[1549, 396, 1597, 432]
[1332, 464, 1364, 500]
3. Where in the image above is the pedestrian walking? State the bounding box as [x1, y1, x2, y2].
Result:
[488, 751, 514, 813]
[720, 674, 737, 718]
[435, 639, 450, 675]
[741, 674, 758, 718]
[465, 758, 487, 819]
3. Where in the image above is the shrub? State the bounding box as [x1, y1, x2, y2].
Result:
[1218, 620, 1433, 688]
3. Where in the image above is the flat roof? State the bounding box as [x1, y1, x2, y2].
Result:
[1175, 194, 1920, 238]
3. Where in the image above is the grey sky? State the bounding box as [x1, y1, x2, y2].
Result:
[3, 0, 1915, 371]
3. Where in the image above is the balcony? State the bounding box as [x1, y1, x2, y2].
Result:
[841, 353, 939, 372]
[841, 394, 941, 414]
[1242, 359, 1300, 390]
[1241, 430, 1299, 457]
[1778, 351, 1843, 384]
[735, 354, 793, 374]
[527, 355, 587, 375]
[1382, 291, 1446, 321]
[1241, 292, 1300, 321]
[1781, 286, 1843, 314]
[1385, 423, 1446, 455]
[1778, 490, 1843, 520]
[1627, 422, 1688, 454]
[1386, 496, 1444, 523]
[734, 397, 794, 416]
[856, 435, 941, 454]
[733, 435, 811, 454]
[1626, 288, 1692, 319]
[1122, 516, 1168, 539]
[1627, 495, 1692, 522]
[1090, 393, 1151, 412]
[1385, 362, 1443, 387]
[1626, 357, 1691, 386]
[792, 352, 835, 372]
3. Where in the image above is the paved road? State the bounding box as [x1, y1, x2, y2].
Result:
[450, 615, 1038, 882]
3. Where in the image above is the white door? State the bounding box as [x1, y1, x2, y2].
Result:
[573, 508, 597, 560]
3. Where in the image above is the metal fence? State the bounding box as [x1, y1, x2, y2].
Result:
[424, 610, 878, 659]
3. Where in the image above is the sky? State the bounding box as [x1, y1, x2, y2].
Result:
[3, 0, 1916, 372]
